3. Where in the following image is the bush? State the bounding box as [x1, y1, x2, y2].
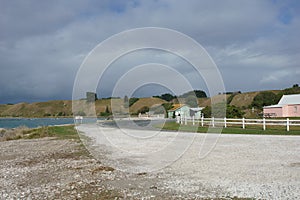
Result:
[202, 106, 211, 118]
[251, 91, 281, 109]
[185, 95, 198, 107]
[180, 90, 207, 98]
[153, 93, 176, 101]
[138, 106, 149, 114]
[76, 111, 86, 116]
[129, 98, 139, 107]
[226, 105, 244, 118]
[282, 84, 300, 95]
[202, 104, 244, 118]
[162, 103, 173, 111]
[57, 112, 65, 116]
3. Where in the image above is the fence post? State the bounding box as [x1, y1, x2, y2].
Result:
[212, 117, 215, 127]
[224, 117, 227, 128]
[192, 116, 195, 126]
[185, 115, 187, 125]
[242, 118, 245, 129]
[201, 116, 204, 127]
[287, 118, 290, 132]
[180, 115, 183, 124]
[263, 118, 266, 130]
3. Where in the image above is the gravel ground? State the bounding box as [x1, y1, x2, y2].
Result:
[1, 124, 300, 199]
[78, 124, 300, 199]
[0, 137, 124, 199]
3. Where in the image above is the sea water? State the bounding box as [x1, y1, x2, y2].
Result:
[0, 118, 99, 129]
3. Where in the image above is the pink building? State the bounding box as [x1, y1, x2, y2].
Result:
[263, 94, 300, 118]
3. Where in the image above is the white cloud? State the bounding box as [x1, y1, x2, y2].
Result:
[0, 0, 299, 103]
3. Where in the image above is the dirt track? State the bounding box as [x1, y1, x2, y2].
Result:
[1, 125, 300, 199]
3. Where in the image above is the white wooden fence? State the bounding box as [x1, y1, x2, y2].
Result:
[177, 116, 300, 131]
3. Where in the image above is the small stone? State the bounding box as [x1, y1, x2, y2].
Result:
[150, 185, 158, 190]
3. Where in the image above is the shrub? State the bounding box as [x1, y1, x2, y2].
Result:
[185, 95, 198, 107]
[138, 106, 149, 114]
[180, 90, 207, 98]
[76, 111, 86, 116]
[153, 93, 176, 101]
[129, 98, 139, 107]
[251, 91, 281, 109]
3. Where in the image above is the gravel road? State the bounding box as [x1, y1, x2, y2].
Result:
[77, 124, 300, 199]
[1, 124, 299, 199]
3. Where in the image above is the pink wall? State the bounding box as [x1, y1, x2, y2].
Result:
[285, 104, 300, 117]
[282, 105, 289, 117]
[264, 104, 300, 117]
[263, 107, 282, 117]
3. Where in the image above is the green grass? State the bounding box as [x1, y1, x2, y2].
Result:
[24, 125, 79, 140]
[156, 121, 300, 135]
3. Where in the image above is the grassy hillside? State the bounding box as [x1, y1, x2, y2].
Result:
[0, 100, 73, 117]
[1, 86, 299, 118]
[229, 92, 259, 108]
[0, 98, 167, 118]
[198, 94, 229, 107]
[129, 97, 167, 114]
[229, 90, 282, 108]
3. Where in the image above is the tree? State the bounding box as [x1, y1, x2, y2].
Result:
[138, 106, 149, 114]
[153, 93, 176, 101]
[162, 103, 173, 111]
[202, 106, 211, 118]
[194, 90, 207, 98]
[202, 104, 244, 118]
[161, 93, 176, 101]
[100, 106, 111, 117]
[129, 98, 139, 107]
[185, 95, 198, 107]
[180, 90, 207, 98]
[281, 84, 300, 95]
[226, 105, 244, 118]
[105, 106, 110, 113]
[251, 91, 281, 109]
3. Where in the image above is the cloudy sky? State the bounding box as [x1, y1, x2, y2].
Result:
[0, 0, 299, 104]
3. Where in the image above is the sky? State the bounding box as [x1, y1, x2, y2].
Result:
[0, 0, 299, 104]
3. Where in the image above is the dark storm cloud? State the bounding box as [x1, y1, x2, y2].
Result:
[0, 0, 299, 103]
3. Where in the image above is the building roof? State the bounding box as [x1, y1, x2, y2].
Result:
[264, 94, 300, 109]
[168, 104, 187, 111]
[264, 104, 283, 108]
[278, 94, 300, 105]
[190, 107, 204, 111]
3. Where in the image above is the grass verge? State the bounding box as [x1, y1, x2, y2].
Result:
[156, 121, 300, 135]
[24, 125, 79, 140]
[0, 125, 79, 141]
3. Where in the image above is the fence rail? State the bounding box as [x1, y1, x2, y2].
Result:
[176, 116, 300, 131]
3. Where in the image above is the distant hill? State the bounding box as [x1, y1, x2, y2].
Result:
[0, 98, 167, 118]
[129, 97, 167, 114]
[229, 90, 281, 108]
[0, 85, 299, 118]
[0, 100, 73, 118]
